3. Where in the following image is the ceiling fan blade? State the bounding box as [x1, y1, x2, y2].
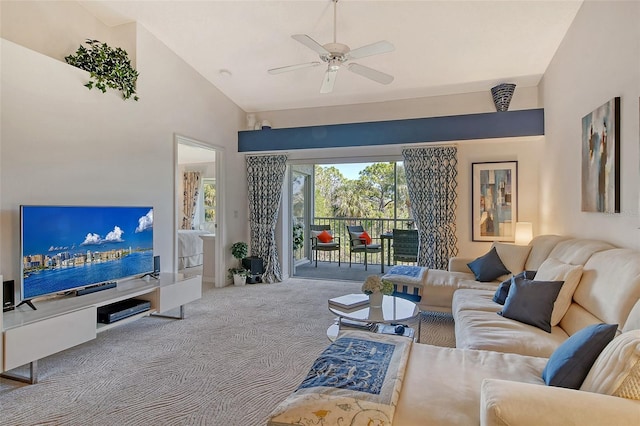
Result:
[348, 40, 395, 59]
[320, 69, 338, 94]
[268, 62, 321, 74]
[292, 34, 330, 55]
[347, 63, 394, 85]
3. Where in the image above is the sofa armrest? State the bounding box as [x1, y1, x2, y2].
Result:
[448, 257, 473, 273]
[481, 379, 640, 426]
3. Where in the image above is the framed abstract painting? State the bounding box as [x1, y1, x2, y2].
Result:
[472, 161, 518, 242]
[581, 97, 620, 213]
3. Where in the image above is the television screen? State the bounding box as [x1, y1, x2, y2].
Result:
[21, 205, 154, 300]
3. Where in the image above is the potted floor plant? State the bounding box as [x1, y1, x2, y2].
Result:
[228, 241, 249, 286]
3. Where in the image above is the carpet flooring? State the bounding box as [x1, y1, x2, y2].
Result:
[0, 278, 454, 426]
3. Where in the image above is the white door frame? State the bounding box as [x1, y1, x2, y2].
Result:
[290, 167, 312, 266]
[174, 134, 226, 287]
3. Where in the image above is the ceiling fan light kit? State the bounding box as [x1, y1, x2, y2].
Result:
[268, 0, 394, 94]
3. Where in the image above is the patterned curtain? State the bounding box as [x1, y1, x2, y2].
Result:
[246, 154, 287, 283]
[402, 146, 458, 269]
[182, 171, 202, 230]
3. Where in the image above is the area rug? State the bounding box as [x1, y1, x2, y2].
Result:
[0, 278, 454, 425]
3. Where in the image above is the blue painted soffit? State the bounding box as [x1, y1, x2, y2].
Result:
[238, 108, 544, 152]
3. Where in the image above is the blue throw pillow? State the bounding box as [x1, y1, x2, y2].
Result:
[542, 323, 618, 389]
[467, 247, 511, 282]
[498, 278, 564, 332]
[492, 270, 537, 305]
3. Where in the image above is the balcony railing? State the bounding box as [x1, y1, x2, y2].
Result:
[295, 216, 415, 267]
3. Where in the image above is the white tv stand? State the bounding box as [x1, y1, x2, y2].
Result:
[1, 272, 201, 384]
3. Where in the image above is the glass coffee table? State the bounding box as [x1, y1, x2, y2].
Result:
[327, 294, 421, 342]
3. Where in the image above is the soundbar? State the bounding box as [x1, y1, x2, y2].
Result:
[75, 281, 117, 296]
[97, 298, 151, 324]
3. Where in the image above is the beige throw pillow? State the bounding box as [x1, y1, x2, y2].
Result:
[535, 258, 583, 326]
[581, 330, 640, 400]
[491, 242, 532, 282]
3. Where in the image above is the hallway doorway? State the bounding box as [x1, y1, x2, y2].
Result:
[175, 135, 225, 287]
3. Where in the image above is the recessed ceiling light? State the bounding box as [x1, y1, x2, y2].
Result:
[219, 69, 232, 77]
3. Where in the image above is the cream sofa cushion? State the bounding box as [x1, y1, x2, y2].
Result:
[547, 238, 616, 265]
[492, 242, 532, 282]
[581, 330, 640, 400]
[624, 301, 640, 333]
[393, 344, 547, 426]
[453, 291, 569, 358]
[524, 235, 569, 271]
[574, 249, 640, 331]
[419, 269, 496, 312]
[559, 303, 604, 337]
[481, 379, 640, 426]
[534, 258, 583, 326]
[452, 288, 501, 314]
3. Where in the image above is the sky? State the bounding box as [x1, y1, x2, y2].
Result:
[332, 163, 373, 180]
[22, 206, 154, 255]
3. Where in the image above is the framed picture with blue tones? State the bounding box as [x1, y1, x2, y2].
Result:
[472, 161, 518, 242]
[581, 97, 620, 213]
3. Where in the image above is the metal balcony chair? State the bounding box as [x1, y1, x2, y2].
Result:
[392, 229, 419, 264]
[346, 225, 382, 272]
[310, 224, 341, 267]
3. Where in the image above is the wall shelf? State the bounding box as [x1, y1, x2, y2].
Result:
[238, 108, 545, 152]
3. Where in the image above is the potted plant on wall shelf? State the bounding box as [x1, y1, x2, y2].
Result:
[64, 39, 139, 101]
[228, 241, 249, 286]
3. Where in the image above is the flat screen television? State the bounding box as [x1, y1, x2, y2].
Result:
[20, 205, 154, 301]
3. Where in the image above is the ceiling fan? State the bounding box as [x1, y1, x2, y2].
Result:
[268, 0, 395, 94]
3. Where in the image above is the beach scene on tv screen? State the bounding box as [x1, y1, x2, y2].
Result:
[22, 206, 154, 299]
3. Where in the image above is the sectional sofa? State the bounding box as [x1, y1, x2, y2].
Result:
[268, 235, 640, 425]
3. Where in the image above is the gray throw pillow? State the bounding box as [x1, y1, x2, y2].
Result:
[498, 278, 564, 333]
[493, 270, 537, 305]
[467, 247, 511, 282]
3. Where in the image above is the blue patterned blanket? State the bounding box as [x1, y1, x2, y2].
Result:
[299, 336, 395, 394]
[268, 331, 412, 426]
[384, 265, 427, 283]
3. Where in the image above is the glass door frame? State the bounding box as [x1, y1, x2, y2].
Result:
[290, 167, 313, 270]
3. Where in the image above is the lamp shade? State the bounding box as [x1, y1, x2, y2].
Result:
[514, 222, 533, 245]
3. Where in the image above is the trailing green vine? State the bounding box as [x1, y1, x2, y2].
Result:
[65, 39, 139, 101]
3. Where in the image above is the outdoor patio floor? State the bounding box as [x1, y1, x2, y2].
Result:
[294, 260, 388, 282]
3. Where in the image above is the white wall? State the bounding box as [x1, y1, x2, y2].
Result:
[282, 136, 542, 259]
[252, 86, 540, 130]
[0, 1, 133, 65]
[6, 1, 636, 286]
[0, 3, 247, 284]
[540, 0, 640, 249]
[256, 84, 543, 259]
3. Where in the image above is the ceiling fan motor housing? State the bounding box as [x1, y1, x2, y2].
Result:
[321, 42, 350, 68]
[267, 0, 394, 93]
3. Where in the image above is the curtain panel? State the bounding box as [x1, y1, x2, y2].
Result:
[402, 146, 458, 269]
[182, 171, 202, 230]
[246, 154, 288, 283]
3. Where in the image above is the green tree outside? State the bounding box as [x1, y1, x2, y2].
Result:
[314, 162, 410, 220]
[204, 180, 216, 222]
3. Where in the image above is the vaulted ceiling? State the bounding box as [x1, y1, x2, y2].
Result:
[83, 1, 583, 112]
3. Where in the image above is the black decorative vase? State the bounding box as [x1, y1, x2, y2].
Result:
[491, 83, 516, 112]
